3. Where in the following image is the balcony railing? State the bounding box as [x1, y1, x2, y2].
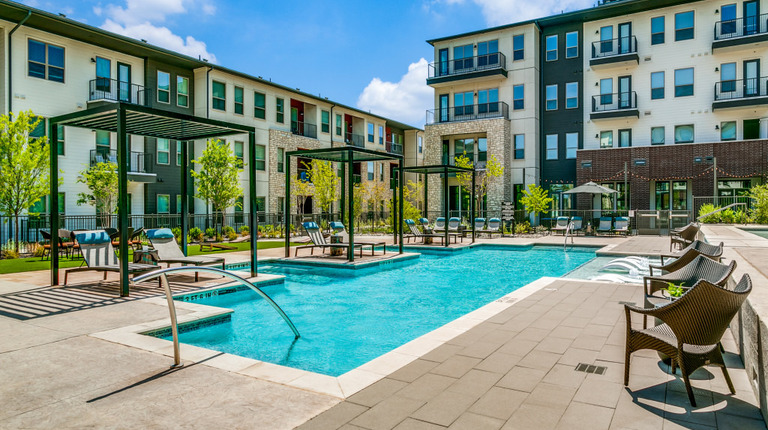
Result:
[427, 52, 507, 79]
[592, 92, 637, 113]
[345, 132, 365, 148]
[426, 102, 509, 125]
[291, 121, 317, 139]
[714, 13, 768, 40]
[591, 36, 637, 59]
[89, 149, 154, 174]
[89, 78, 148, 106]
[386, 141, 403, 154]
[714, 77, 768, 101]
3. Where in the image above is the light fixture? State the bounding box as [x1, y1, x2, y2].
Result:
[595, 82, 599, 86]
[715, 67, 719, 72]
[715, 9, 719, 14]
[595, 134, 599, 138]
[715, 124, 720, 130]
[595, 30, 599, 34]
[90, 58, 96, 63]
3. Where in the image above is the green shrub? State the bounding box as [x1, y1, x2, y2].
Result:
[239, 225, 250, 236]
[222, 225, 235, 236]
[735, 210, 751, 224]
[205, 227, 216, 238]
[189, 227, 204, 242]
[751, 184, 768, 224]
[698, 204, 721, 223]
[719, 208, 736, 224]
[227, 231, 238, 241]
[515, 221, 531, 234]
[171, 227, 182, 238]
[32, 243, 45, 257]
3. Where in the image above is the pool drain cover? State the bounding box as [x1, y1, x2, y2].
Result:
[575, 363, 607, 375]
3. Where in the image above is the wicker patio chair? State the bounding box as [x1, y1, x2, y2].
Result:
[660, 240, 723, 265]
[624, 274, 752, 407]
[648, 247, 718, 276]
[670, 222, 700, 251]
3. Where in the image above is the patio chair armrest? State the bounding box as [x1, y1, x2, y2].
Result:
[643, 276, 671, 296]
[648, 263, 662, 276]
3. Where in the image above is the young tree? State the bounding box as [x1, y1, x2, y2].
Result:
[0, 111, 50, 253]
[291, 173, 314, 216]
[191, 139, 243, 231]
[77, 161, 118, 228]
[307, 160, 338, 215]
[454, 153, 504, 216]
[388, 179, 424, 228]
[520, 184, 553, 226]
[367, 180, 389, 217]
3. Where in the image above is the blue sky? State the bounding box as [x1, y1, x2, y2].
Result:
[21, 0, 594, 127]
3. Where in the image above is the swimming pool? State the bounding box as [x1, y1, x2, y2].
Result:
[158, 245, 595, 376]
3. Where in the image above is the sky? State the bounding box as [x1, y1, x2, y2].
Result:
[20, 0, 596, 127]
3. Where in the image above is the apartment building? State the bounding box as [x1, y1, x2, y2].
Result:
[0, 0, 422, 224]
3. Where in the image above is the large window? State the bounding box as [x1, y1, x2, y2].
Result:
[651, 16, 665, 44]
[477, 40, 498, 67]
[545, 35, 558, 61]
[367, 123, 374, 143]
[721, 62, 737, 93]
[322, 111, 330, 134]
[651, 71, 665, 99]
[514, 134, 524, 159]
[600, 131, 613, 148]
[454, 91, 474, 116]
[158, 71, 170, 103]
[721, 121, 736, 140]
[276, 98, 284, 123]
[234, 86, 244, 115]
[335, 114, 342, 135]
[157, 195, 170, 214]
[513, 34, 524, 60]
[674, 124, 694, 143]
[277, 148, 285, 172]
[600, 183, 630, 211]
[453, 44, 473, 70]
[177, 76, 189, 107]
[367, 161, 375, 181]
[565, 82, 578, 109]
[478, 88, 498, 113]
[600, 78, 613, 105]
[95, 57, 110, 92]
[674, 68, 694, 97]
[157, 138, 170, 165]
[477, 138, 487, 167]
[675, 11, 694, 41]
[253, 144, 266, 171]
[212, 81, 226, 110]
[566, 133, 578, 159]
[253, 92, 266, 119]
[28, 39, 64, 83]
[656, 181, 688, 210]
[565, 32, 578, 58]
[721, 4, 738, 35]
[176, 142, 182, 165]
[454, 138, 475, 164]
[546, 134, 558, 160]
[418, 136, 423, 154]
[378, 125, 384, 144]
[618, 129, 631, 147]
[513, 85, 524, 110]
[234, 141, 244, 169]
[545, 85, 557, 111]
[56, 124, 65, 156]
[651, 126, 665, 145]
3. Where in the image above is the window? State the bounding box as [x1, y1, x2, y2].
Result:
[619, 129, 631, 147]
[28, 39, 64, 83]
[651, 126, 665, 145]
[565, 82, 578, 109]
[379, 163, 384, 181]
[600, 78, 613, 105]
[453, 44, 473, 70]
[30, 116, 46, 143]
[276, 98, 284, 123]
[157, 139, 170, 164]
[418, 136, 423, 154]
[95, 57, 110, 92]
[565, 32, 578, 58]
[566, 133, 578, 159]
[253, 92, 266, 119]
[600, 26, 614, 53]
[675, 11, 694, 41]
[454, 138, 475, 164]
[321, 110, 330, 133]
[478, 88, 499, 113]
[335, 114, 342, 135]
[651, 16, 665, 44]
[545, 85, 557, 110]
[545, 35, 557, 61]
[720, 63, 736, 93]
[477, 138, 487, 167]
[367, 161, 374, 181]
[454, 91, 474, 116]
[234, 86, 244, 115]
[600, 131, 613, 148]
[721, 4, 737, 35]
[277, 148, 285, 172]
[158, 71, 170, 103]
[212, 81, 226, 110]
[367, 123, 374, 143]
[95, 130, 110, 157]
[176, 142, 182, 165]
[674, 124, 694, 143]
[514, 134, 525, 159]
[513, 34, 524, 60]
[277, 197, 285, 214]
[378, 125, 384, 144]
[56, 124, 64, 156]
[546, 134, 558, 160]
[176, 195, 182, 213]
[651, 71, 665, 99]
[234, 141, 244, 169]
[721, 121, 736, 141]
[254, 144, 265, 170]
[674, 68, 694, 97]
[177, 76, 189, 107]
[513, 85, 524, 110]
[477, 40, 499, 67]
[157, 195, 170, 214]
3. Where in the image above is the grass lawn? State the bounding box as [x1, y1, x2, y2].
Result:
[186, 240, 302, 256]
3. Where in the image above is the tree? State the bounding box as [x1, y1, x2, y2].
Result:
[750, 184, 768, 224]
[0, 111, 50, 253]
[191, 139, 243, 231]
[366, 180, 389, 217]
[388, 179, 423, 228]
[291, 173, 314, 216]
[77, 161, 118, 228]
[454, 153, 504, 216]
[307, 160, 338, 214]
[520, 184, 553, 226]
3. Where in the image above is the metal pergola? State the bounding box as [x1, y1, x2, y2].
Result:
[49, 102, 257, 296]
[285, 146, 404, 261]
[398, 164, 476, 246]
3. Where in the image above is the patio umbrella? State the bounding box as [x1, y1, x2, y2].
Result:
[563, 181, 619, 212]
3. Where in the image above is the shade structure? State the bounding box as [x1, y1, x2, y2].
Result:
[562, 181, 618, 195]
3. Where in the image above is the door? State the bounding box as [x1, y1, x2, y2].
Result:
[95, 57, 111, 93]
[291, 108, 299, 134]
[744, 1, 759, 35]
[439, 94, 449, 122]
[600, 26, 613, 54]
[618, 22, 632, 54]
[438, 49, 448, 76]
[745, 59, 760, 97]
[117, 63, 131, 102]
[618, 76, 632, 109]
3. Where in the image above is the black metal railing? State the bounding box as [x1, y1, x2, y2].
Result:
[291, 121, 317, 139]
[591, 36, 637, 59]
[89, 149, 154, 174]
[345, 132, 365, 148]
[714, 77, 768, 101]
[89, 78, 148, 105]
[592, 91, 637, 113]
[426, 101, 509, 125]
[428, 52, 507, 79]
[386, 141, 403, 154]
[714, 13, 768, 40]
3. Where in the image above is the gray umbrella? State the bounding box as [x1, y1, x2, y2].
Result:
[562, 181, 619, 212]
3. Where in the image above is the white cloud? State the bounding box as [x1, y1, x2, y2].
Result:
[102, 19, 217, 62]
[430, 0, 595, 25]
[357, 59, 433, 127]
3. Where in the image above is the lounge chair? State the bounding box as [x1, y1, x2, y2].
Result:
[147, 228, 226, 282]
[624, 274, 752, 406]
[433, 217, 446, 232]
[129, 227, 145, 251]
[614, 217, 630, 236]
[474, 218, 485, 232]
[660, 240, 723, 265]
[475, 217, 502, 238]
[294, 222, 365, 257]
[199, 242, 237, 251]
[418, 218, 432, 232]
[327, 221, 386, 254]
[552, 217, 569, 235]
[403, 219, 448, 245]
[447, 217, 464, 241]
[570, 217, 583, 235]
[670, 222, 700, 251]
[64, 230, 158, 286]
[596, 217, 613, 235]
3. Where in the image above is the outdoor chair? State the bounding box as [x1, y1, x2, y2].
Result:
[648, 247, 714, 276]
[403, 219, 449, 245]
[642, 255, 737, 328]
[475, 217, 503, 238]
[474, 218, 485, 232]
[295, 222, 366, 257]
[418, 218, 432, 232]
[614, 217, 630, 236]
[327, 221, 386, 254]
[570, 217, 583, 235]
[129, 227, 145, 251]
[552, 217, 569, 235]
[624, 274, 752, 407]
[434, 217, 446, 232]
[147, 228, 226, 282]
[670, 222, 700, 251]
[596, 217, 613, 235]
[660, 240, 723, 265]
[64, 230, 158, 286]
[447, 217, 461, 232]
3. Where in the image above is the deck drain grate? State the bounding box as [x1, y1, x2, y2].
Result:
[575, 363, 607, 375]
[618, 301, 636, 306]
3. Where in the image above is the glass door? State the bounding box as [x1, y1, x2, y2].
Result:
[117, 63, 131, 102]
[439, 94, 449, 123]
[438, 49, 448, 76]
[744, 59, 760, 97]
[618, 76, 631, 109]
[95, 57, 111, 93]
[744, 1, 759, 35]
[618, 22, 631, 54]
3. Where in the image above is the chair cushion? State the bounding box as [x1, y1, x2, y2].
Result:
[489, 218, 500, 223]
[303, 222, 319, 230]
[76, 231, 110, 244]
[475, 218, 485, 222]
[405, 219, 416, 225]
[147, 228, 175, 239]
[330, 222, 345, 230]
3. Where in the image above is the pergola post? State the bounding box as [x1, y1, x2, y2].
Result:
[49, 121, 59, 285]
[423, 174, 428, 219]
[248, 131, 258, 276]
[116, 105, 130, 296]
[399, 163, 404, 254]
[284, 153, 291, 258]
[340, 162, 346, 223]
[180, 140, 188, 256]
[443, 166, 449, 248]
[471, 170, 476, 243]
[347, 150, 354, 262]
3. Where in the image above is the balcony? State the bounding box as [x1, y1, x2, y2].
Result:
[590, 92, 639, 120]
[427, 53, 507, 85]
[386, 140, 403, 155]
[713, 77, 768, 110]
[426, 102, 509, 125]
[88, 78, 148, 106]
[345, 132, 365, 148]
[89, 149, 156, 182]
[291, 121, 317, 139]
[713, 14, 768, 52]
[590, 37, 638, 69]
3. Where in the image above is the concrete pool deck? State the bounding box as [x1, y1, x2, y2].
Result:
[0, 233, 764, 429]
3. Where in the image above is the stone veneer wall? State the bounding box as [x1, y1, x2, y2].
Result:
[423, 118, 511, 214]
[267, 129, 324, 214]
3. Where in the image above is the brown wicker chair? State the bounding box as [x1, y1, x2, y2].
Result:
[660, 240, 723, 265]
[624, 274, 752, 407]
[649, 247, 720, 276]
[670, 222, 700, 251]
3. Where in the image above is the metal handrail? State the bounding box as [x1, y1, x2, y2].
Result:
[696, 202, 748, 222]
[592, 91, 637, 112]
[133, 266, 300, 368]
[714, 77, 768, 101]
[89, 78, 148, 105]
[428, 52, 507, 78]
[591, 36, 637, 59]
[426, 101, 509, 124]
[714, 13, 768, 40]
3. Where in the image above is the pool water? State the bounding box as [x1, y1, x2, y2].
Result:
[161, 246, 595, 376]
